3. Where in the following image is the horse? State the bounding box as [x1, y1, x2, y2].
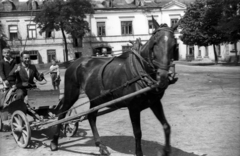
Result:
[50, 17, 178, 156]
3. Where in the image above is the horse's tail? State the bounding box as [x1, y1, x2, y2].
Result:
[53, 96, 64, 115]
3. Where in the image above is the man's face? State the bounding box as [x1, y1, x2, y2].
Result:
[3, 49, 11, 59]
[21, 54, 31, 65]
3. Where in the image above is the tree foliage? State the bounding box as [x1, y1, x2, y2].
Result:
[180, 0, 240, 63]
[215, 0, 240, 44]
[34, 0, 94, 61]
[179, 0, 208, 46]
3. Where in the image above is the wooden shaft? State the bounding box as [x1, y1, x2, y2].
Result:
[40, 84, 158, 129]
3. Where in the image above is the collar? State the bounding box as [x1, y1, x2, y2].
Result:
[4, 57, 13, 63]
[21, 62, 29, 68]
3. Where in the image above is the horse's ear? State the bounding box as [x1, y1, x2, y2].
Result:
[152, 15, 160, 29]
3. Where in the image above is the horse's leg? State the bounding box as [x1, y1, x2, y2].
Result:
[88, 109, 110, 155]
[150, 101, 171, 156]
[129, 108, 143, 156]
[50, 88, 80, 151]
[50, 109, 66, 151]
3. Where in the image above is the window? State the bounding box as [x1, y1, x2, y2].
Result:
[171, 18, 178, 31]
[189, 46, 194, 55]
[122, 45, 132, 52]
[11, 51, 20, 63]
[47, 50, 56, 63]
[148, 20, 154, 34]
[27, 25, 37, 39]
[121, 21, 132, 35]
[9, 25, 18, 40]
[46, 29, 53, 38]
[97, 22, 106, 36]
[23, 50, 38, 60]
[73, 37, 83, 47]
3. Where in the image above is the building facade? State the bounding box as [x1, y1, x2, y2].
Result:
[0, 0, 239, 64]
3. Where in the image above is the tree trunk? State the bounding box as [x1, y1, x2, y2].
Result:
[61, 27, 68, 62]
[0, 42, 2, 61]
[213, 44, 218, 64]
[234, 42, 238, 64]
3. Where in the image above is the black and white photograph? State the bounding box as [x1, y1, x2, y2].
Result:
[0, 0, 239, 156]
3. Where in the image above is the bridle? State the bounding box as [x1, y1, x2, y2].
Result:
[148, 27, 175, 71]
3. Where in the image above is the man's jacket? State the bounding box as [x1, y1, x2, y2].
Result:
[0, 58, 16, 81]
[8, 63, 44, 88]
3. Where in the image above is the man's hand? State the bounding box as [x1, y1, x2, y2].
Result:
[22, 82, 29, 87]
[4, 80, 9, 86]
[15, 65, 21, 73]
[40, 73, 45, 79]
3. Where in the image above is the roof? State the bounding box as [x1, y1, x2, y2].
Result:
[0, 0, 189, 12]
[0, 0, 43, 11]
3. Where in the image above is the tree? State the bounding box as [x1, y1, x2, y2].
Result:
[202, 0, 225, 64]
[0, 21, 8, 60]
[216, 0, 240, 63]
[179, 0, 208, 46]
[180, 0, 227, 64]
[34, 0, 94, 62]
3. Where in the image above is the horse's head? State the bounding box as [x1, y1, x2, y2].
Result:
[147, 16, 178, 86]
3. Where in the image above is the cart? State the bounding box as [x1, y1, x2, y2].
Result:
[0, 88, 79, 148]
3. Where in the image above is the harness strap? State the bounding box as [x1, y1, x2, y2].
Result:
[129, 50, 157, 88]
[98, 57, 115, 94]
[152, 60, 170, 71]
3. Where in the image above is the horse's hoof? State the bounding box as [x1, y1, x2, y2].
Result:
[50, 141, 58, 151]
[99, 145, 110, 155]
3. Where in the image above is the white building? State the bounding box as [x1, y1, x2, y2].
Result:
[0, 0, 239, 64]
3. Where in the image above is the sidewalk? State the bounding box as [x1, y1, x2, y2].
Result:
[174, 60, 215, 66]
[174, 60, 240, 66]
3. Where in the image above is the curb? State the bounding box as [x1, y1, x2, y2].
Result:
[174, 61, 215, 66]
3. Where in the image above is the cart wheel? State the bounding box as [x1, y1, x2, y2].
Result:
[11, 110, 31, 148]
[64, 109, 79, 137]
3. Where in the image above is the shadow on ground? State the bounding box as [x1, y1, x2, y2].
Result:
[28, 128, 204, 156]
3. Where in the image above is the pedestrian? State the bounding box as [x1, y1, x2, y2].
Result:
[0, 48, 17, 90]
[49, 59, 61, 90]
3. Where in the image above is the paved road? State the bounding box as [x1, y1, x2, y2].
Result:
[0, 64, 240, 156]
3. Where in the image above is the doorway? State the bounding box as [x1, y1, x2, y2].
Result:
[93, 47, 112, 57]
[173, 44, 179, 60]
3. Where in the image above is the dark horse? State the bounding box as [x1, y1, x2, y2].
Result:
[50, 17, 178, 156]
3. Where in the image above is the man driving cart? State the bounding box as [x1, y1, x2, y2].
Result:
[6, 51, 45, 120]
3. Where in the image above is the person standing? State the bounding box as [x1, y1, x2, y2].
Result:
[49, 59, 61, 90]
[0, 48, 17, 90]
